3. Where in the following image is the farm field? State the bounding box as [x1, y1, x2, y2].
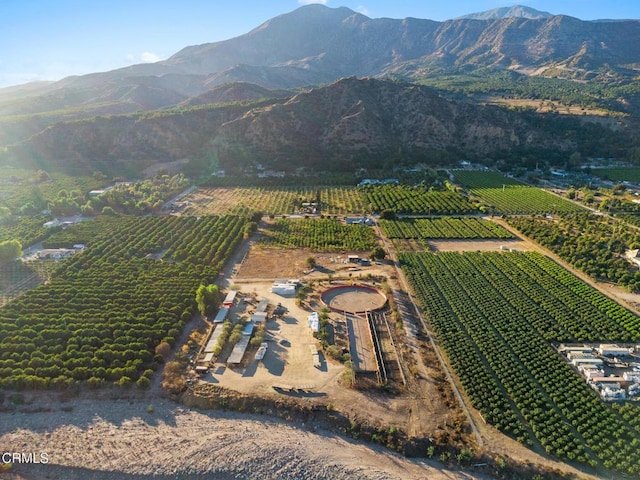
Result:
[379, 217, 513, 240]
[4, 169, 640, 479]
[590, 167, 640, 183]
[451, 170, 525, 188]
[507, 213, 640, 292]
[619, 213, 640, 228]
[400, 250, 640, 476]
[259, 217, 378, 251]
[0, 169, 105, 213]
[41, 216, 121, 248]
[0, 214, 249, 389]
[0, 214, 49, 246]
[0, 260, 57, 306]
[453, 170, 584, 214]
[360, 184, 477, 215]
[183, 186, 365, 216]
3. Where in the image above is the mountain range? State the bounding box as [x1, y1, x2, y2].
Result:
[1, 4, 638, 174]
[456, 6, 553, 20]
[5, 77, 628, 176]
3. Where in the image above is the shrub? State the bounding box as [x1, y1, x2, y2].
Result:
[136, 376, 151, 389]
[117, 376, 132, 388]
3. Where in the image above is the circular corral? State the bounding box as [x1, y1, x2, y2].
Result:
[321, 284, 387, 314]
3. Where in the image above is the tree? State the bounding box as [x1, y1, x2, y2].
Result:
[305, 256, 317, 269]
[370, 246, 386, 261]
[612, 183, 626, 194]
[35, 170, 50, 183]
[80, 203, 95, 216]
[117, 376, 133, 388]
[195, 284, 220, 318]
[0, 206, 10, 222]
[0, 240, 22, 263]
[583, 193, 595, 205]
[244, 222, 258, 238]
[136, 376, 151, 389]
[567, 151, 582, 170]
[155, 341, 171, 361]
[379, 209, 396, 220]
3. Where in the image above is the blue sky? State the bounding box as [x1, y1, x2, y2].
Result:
[1, 0, 639, 88]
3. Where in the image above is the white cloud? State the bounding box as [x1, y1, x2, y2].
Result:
[298, 0, 328, 5]
[125, 52, 164, 64]
[140, 51, 162, 63]
[355, 5, 369, 15]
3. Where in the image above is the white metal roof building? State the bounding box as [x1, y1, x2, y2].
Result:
[597, 344, 631, 357]
[228, 335, 251, 365]
[308, 312, 319, 333]
[571, 357, 604, 367]
[204, 325, 226, 353]
[271, 284, 296, 296]
[251, 312, 268, 324]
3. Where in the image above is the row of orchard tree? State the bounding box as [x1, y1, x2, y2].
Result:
[0, 214, 249, 390]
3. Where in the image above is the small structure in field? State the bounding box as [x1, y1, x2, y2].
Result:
[308, 312, 319, 333]
[251, 311, 268, 324]
[271, 283, 296, 297]
[222, 290, 238, 307]
[625, 249, 640, 268]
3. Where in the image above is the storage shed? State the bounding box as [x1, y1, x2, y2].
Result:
[256, 299, 269, 313]
[598, 344, 631, 357]
[213, 306, 229, 323]
[222, 290, 238, 307]
[242, 322, 255, 336]
[271, 284, 296, 296]
[251, 312, 268, 324]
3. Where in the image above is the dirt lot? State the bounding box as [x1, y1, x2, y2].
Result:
[321, 285, 387, 313]
[206, 278, 411, 430]
[235, 245, 387, 281]
[214, 245, 441, 436]
[205, 281, 345, 397]
[427, 238, 529, 252]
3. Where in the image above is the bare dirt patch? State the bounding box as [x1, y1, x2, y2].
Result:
[479, 95, 617, 117]
[236, 245, 387, 281]
[0, 397, 485, 480]
[427, 238, 529, 252]
[236, 246, 315, 279]
[321, 285, 387, 314]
